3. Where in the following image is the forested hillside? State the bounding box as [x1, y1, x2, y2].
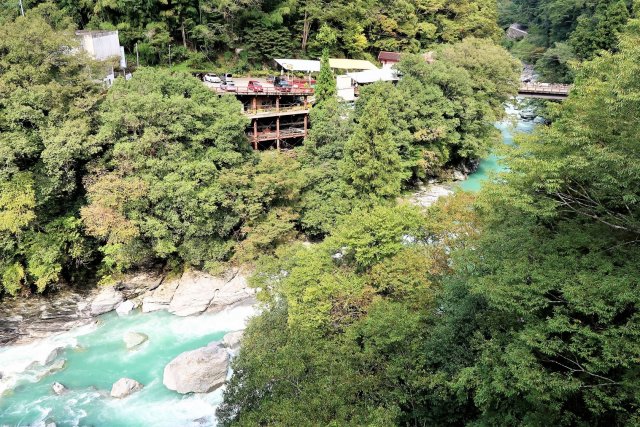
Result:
[0, 3, 518, 296]
[2, 0, 500, 67]
[500, 0, 633, 82]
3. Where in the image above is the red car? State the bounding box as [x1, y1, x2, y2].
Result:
[248, 80, 264, 92]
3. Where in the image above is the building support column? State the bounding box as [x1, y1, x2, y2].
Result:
[303, 114, 308, 138]
[303, 95, 308, 109]
[253, 119, 258, 150]
[276, 117, 280, 150]
[276, 96, 280, 113]
[252, 96, 257, 114]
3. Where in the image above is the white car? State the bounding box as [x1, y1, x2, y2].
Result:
[203, 73, 221, 83]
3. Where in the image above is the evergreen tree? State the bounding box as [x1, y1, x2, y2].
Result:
[314, 48, 336, 106]
[339, 93, 407, 199]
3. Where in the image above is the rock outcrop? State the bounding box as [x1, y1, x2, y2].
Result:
[123, 331, 148, 350]
[222, 331, 244, 350]
[207, 273, 253, 312]
[115, 300, 135, 316]
[168, 271, 225, 316]
[142, 277, 181, 313]
[110, 378, 144, 398]
[163, 344, 229, 393]
[52, 381, 67, 395]
[90, 287, 124, 316]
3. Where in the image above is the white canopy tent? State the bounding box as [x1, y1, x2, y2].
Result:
[346, 68, 399, 84]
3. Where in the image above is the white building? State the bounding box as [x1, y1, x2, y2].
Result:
[76, 30, 127, 86]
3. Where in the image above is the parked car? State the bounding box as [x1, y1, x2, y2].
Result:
[223, 73, 234, 84]
[203, 73, 221, 83]
[248, 80, 264, 92]
[221, 81, 236, 92]
[274, 79, 292, 92]
[291, 78, 316, 88]
[266, 75, 276, 83]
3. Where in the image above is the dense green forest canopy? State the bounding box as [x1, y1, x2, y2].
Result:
[1, 0, 501, 68]
[219, 20, 640, 425]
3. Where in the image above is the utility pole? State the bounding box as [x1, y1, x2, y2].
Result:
[168, 44, 172, 68]
[135, 43, 139, 67]
[18, 0, 24, 16]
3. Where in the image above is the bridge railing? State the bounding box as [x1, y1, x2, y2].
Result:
[519, 83, 571, 95]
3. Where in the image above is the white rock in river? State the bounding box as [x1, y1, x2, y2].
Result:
[142, 277, 181, 313]
[36, 359, 66, 380]
[110, 378, 144, 398]
[452, 170, 466, 181]
[52, 381, 67, 395]
[90, 286, 124, 316]
[123, 331, 148, 350]
[115, 300, 135, 316]
[222, 331, 244, 350]
[163, 344, 229, 393]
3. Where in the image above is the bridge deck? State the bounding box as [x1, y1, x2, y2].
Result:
[518, 83, 571, 99]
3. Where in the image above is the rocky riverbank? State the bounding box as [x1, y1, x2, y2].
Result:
[408, 161, 478, 208]
[0, 269, 255, 346]
[0, 269, 257, 422]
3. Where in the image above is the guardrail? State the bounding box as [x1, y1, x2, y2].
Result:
[216, 87, 314, 96]
[244, 105, 309, 115]
[248, 128, 306, 141]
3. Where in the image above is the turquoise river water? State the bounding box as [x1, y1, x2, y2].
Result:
[459, 111, 535, 192]
[0, 107, 536, 427]
[0, 307, 255, 426]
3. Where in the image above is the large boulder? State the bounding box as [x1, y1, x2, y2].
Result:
[110, 378, 143, 398]
[123, 332, 148, 350]
[142, 278, 181, 313]
[115, 300, 135, 316]
[168, 271, 227, 316]
[52, 381, 67, 395]
[222, 331, 244, 351]
[90, 287, 124, 316]
[163, 344, 229, 394]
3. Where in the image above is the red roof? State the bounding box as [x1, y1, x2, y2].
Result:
[378, 51, 401, 62]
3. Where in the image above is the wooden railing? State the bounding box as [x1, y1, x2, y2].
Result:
[248, 128, 306, 141]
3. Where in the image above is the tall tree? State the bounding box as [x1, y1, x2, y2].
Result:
[314, 48, 336, 106]
[339, 92, 407, 199]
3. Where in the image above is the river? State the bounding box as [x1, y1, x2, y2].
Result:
[0, 105, 537, 427]
[459, 105, 536, 192]
[0, 307, 255, 426]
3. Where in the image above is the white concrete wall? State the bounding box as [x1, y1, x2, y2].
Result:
[336, 75, 353, 90]
[338, 87, 355, 101]
[79, 31, 122, 61]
